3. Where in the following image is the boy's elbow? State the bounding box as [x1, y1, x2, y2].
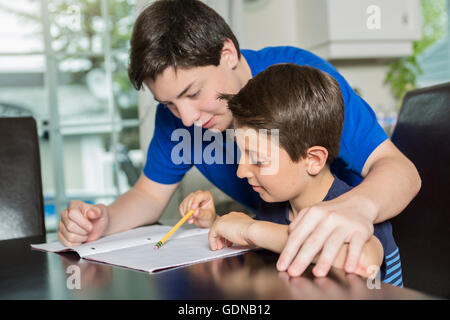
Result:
[355, 236, 384, 278]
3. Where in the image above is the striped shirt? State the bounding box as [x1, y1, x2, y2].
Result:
[383, 247, 403, 287]
[257, 176, 404, 287]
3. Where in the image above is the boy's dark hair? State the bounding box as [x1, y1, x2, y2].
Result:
[128, 0, 241, 90]
[222, 64, 345, 164]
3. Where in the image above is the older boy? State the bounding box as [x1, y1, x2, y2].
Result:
[58, 0, 419, 279]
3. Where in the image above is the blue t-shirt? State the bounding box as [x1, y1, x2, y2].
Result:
[143, 46, 389, 213]
[257, 176, 403, 287]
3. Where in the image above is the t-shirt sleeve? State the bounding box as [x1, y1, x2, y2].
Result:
[336, 78, 389, 175]
[143, 104, 193, 185]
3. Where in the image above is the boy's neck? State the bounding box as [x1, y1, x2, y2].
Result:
[289, 168, 335, 218]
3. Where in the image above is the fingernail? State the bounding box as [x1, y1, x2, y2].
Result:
[287, 268, 297, 277]
[346, 262, 355, 273]
[314, 265, 326, 277]
[277, 261, 286, 271]
[288, 265, 303, 277]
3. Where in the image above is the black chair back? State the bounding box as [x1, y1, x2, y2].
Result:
[391, 82, 450, 299]
[0, 117, 45, 241]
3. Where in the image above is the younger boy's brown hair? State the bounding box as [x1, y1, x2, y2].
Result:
[128, 0, 241, 90]
[222, 64, 345, 164]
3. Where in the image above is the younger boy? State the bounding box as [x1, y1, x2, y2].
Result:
[180, 64, 403, 286]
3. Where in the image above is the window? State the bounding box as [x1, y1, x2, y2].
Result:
[383, 0, 449, 136]
[0, 0, 141, 232]
[416, 0, 449, 87]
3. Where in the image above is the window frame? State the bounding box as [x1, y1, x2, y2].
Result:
[38, 0, 140, 230]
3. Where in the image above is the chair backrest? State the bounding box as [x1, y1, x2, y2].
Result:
[0, 117, 46, 241]
[390, 82, 450, 299]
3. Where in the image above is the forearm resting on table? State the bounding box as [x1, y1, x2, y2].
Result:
[103, 176, 178, 236]
[103, 189, 161, 236]
[246, 221, 383, 277]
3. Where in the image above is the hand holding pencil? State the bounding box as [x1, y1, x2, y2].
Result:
[154, 191, 218, 249]
[178, 190, 217, 228]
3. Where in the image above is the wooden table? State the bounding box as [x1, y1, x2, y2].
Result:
[0, 235, 436, 300]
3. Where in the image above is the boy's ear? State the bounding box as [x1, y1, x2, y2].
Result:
[305, 146, 329, 176]
[220, 38, 240, 70]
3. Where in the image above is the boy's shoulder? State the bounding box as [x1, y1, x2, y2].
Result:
[242, 46, 317, 60]
[323, 176, 354, 202]
[242, 46, 338, 77]
[257, 176, 353, 225]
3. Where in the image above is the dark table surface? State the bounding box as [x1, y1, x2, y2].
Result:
[0, 235, 437, 300]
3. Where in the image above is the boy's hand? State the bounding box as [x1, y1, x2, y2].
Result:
[179, 190, 217, 228]
[209, 211, 255, 250]
[58, 200, 109, 247]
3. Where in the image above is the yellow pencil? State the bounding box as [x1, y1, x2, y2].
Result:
[153, 209, 195, 250]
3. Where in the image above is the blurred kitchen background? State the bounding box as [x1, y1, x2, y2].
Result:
[0, 0, 448, 232]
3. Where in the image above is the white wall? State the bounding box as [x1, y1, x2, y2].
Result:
[241, 0, 400, 116]
[332, 60, 399, 116]
[242, 0, 299, 49]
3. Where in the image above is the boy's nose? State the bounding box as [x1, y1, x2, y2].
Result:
[237, 161, 253, 180]
[178, 101, 201, 127]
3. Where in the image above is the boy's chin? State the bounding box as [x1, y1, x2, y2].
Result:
[258, 191, 284, 203]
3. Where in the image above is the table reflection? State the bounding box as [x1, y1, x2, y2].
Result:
[49, 249, 433, 300]
[58, 252, 113, 291]
[187, 251, 433, 300]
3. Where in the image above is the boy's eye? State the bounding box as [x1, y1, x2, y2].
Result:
[163, 103, 179, 115]
[188, 91, 200, 98]
[256, 156, 271, 165]
[250, 154, 269, 166]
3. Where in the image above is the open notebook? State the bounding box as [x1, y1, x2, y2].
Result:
[31, 225, 250, 273]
